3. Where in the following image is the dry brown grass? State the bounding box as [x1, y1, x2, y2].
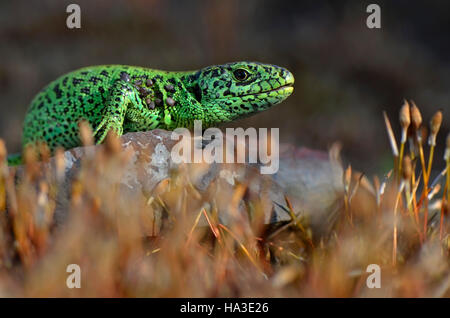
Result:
[0, 104, 449, 297]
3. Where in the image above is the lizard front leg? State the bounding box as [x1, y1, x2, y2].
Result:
[93, 80, 141, 144]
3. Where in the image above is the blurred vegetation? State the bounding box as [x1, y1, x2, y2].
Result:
[0, 101, 448, 297]
[0, 0, 449, 298]
[0, 0, 449, 175]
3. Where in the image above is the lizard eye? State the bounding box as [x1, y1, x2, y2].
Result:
[233, 69, 250, 81]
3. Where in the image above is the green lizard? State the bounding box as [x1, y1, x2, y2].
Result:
[7, 62, 294, 165]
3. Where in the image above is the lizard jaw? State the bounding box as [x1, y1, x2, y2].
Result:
[235, 83, 294, 99]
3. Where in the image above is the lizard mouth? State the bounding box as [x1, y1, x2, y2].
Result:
[206, 84, 294, 102]
[268, 83, 294, 95]
[238, 83, 294, 98]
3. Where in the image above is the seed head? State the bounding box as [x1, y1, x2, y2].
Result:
[402, 155, 412, 181]
[105, 131, 122, 155]
[39, 142, 51, 163]
[0, 139, 6, 163]
[55, 148, 66, 180]
[399, 100, 410, 128]
[428, 110, 442, 146]
[24, 145, 35, 162]
[416, 126, 428, 146]
[445, 132, 450, 160]
[399, 100, 410, 143]
[410, 101, 422, 130]
[343, 165, 352, 193]
[79, 120, 94, 147]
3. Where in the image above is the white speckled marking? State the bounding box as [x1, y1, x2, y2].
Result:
[219, 169, 239, 186]
[147, 143, 170, 184]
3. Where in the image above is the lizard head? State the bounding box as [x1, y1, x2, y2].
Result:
[187, 61, 294, 125]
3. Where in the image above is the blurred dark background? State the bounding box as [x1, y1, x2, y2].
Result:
[0, 0, 449, 174]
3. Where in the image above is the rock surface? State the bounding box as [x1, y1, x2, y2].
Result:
[18, 130, 344, 231]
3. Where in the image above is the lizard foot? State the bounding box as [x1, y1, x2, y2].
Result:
[93, 117, 124, 144]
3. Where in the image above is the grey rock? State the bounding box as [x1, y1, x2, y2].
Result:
[15, 130, 344, 231]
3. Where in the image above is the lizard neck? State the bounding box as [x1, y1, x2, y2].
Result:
[158, 71, 214, 129]
[174, 71, 233, 128]
[127, 70, 235, 130]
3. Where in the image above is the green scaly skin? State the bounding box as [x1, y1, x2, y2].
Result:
[7, 62, 294, 166]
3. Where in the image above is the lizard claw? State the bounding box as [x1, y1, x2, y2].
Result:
[93, 117, 123, 144]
